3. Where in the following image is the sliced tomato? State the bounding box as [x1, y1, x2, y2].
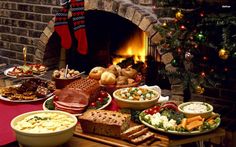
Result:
[90, 102, 97, 107]
[97, 97, 104, 102]
[99, 91, 108, 98]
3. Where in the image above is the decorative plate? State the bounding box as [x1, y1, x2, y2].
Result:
[0, 84, 54, 103]
[4, 65, 46, 78]
[42, 93, 112, 116]
[139, 111, 221, 136]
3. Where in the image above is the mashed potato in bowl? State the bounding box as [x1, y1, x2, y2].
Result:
[11, 110, 77, 147]
[14, 112, 76, 133]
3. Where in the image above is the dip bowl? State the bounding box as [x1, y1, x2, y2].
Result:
[178, 101, 213, 118]
[11, 110, 77, 147]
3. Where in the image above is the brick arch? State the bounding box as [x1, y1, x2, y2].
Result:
[35, 0, 184, 102]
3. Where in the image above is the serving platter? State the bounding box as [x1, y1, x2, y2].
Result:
[42, 93, 112, 115]
[4, 65, 46, 78]
[0, 91, 53, 103]
[0, 84, 54, 103]
[139, 112, 221, 136]
[74, 122, 169, 147]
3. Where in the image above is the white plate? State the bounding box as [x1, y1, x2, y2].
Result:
[4, 67, 46, 78]
[139, 112, 220, 136]
[0, 87, 54, 103]
[43, 93, 112, 116]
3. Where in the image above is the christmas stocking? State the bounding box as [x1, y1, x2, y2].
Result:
[54, 2, 72, 49]
[71, 0, 88, 55]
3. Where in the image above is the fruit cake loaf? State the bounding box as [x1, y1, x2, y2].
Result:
[66, 78, 101, 103]
[79, 110, 131, 138]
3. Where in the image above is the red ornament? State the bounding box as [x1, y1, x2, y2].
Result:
[177, 48, 182, 53]
[200, 72, 206, 77]
[224, 67, 228, 72]
[210, 69, 214, 72]
[203, 56, 208, 61]
[200, 11, 204, 17]
[180, 25, 186, 30]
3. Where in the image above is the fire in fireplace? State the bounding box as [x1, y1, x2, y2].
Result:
[112, 30, 148, 65]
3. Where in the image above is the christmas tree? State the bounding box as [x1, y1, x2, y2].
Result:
[154, 2, 236, 94]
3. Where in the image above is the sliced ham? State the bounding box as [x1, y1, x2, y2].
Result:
[54, 101, 85, 114]
[53, 87, 90, 114]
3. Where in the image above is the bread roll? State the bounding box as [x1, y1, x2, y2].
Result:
[100, 71, 116, 85]
[121, 67, 137, 78]
[107, 65, 121, 77]
[89, 67, 105, 80]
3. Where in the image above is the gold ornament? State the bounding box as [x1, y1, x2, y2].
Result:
[175, 11, 184, 20]
[218, 48, 229, 60]
[195, 86, 205, 94]
[162, 22, 167, 27]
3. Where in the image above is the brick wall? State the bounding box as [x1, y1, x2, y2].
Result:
[0, 0, 61, 65]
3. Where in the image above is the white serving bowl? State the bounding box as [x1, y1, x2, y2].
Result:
[11, 110, 77, 147]
[178, 101, 213, 118]
[113, 87, 160, 110]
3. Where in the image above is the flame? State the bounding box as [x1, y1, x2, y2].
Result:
[113, 31, 148, 65]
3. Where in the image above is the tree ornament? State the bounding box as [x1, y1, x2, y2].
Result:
[200, 11, 204, 17]
[195, 85, 205, 94]
[224, 67, 228, 72]
[196, 32, 206, 42]
[175, 11, 184, 20]
[185, 51, 193, 61]
[232, 52, 236, 58]
[162, 22, 167, 27]
[171, 59, 178, 67]
[218, 48, 229, 60]
[180, 25, 186, 30]
[200, 71, 206, 77]
[177, 48, 182, 54]
[203, 56, 208, 61]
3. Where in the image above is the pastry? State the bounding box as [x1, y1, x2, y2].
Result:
[121, 67, 137, 78]
[100, 71, 116, 85]
[79, 110, 131, 138]
[89, 67, 105, 80]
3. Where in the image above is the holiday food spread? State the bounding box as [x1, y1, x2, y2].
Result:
[0, 78, 55, 102]
[139, 102, 220, 135]
[4, 64, 47, 78]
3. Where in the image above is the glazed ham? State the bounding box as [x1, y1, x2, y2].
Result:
[53, 88, 89, 114]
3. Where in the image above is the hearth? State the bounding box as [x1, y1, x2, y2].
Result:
[45, 10, 168, 88]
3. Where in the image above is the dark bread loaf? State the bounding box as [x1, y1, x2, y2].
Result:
[121, 125, 145, 140]
[79, 110, 131, 138]
[121, 125, 155, 144]
[66, 78, 101, 103]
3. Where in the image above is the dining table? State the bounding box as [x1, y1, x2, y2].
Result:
[0, 63, 226, 147]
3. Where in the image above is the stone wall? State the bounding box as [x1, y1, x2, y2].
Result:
[0, 0, 61, 65]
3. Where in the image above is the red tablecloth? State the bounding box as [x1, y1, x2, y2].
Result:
[0, 98, 119, 146]
[0, 100, 44, 146]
